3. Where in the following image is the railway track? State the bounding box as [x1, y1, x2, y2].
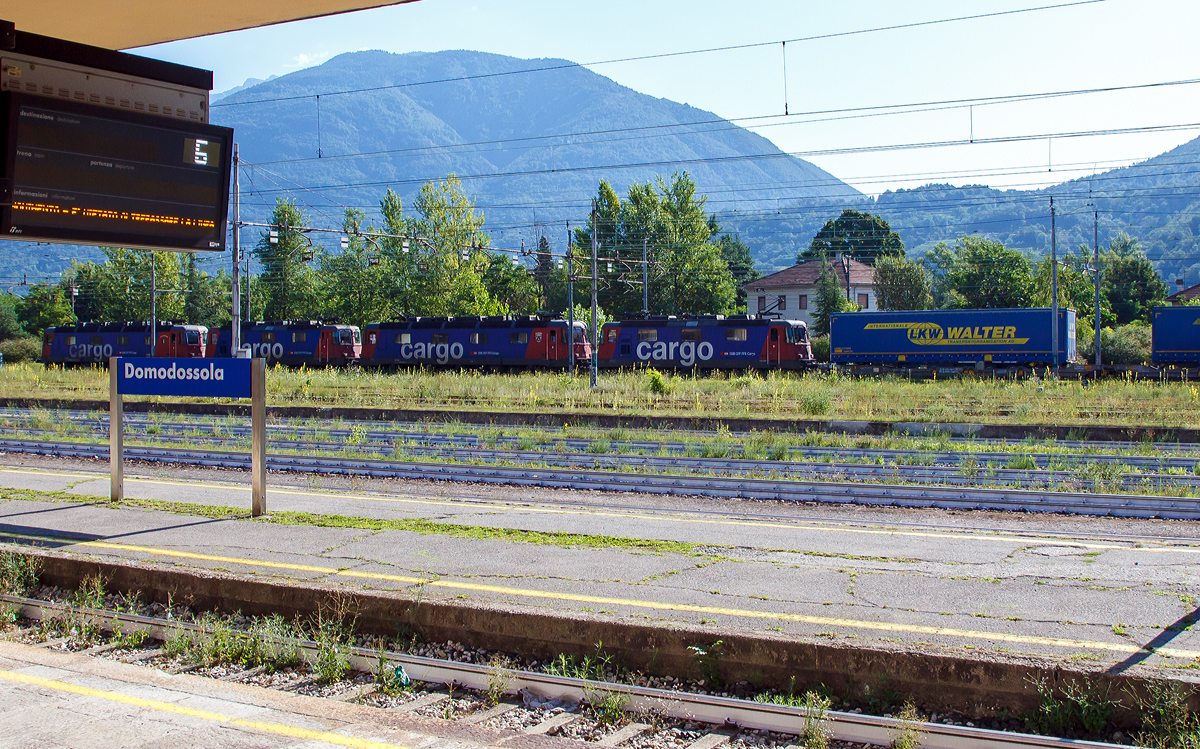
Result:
[9, 405, 1200, 470]
[0, 593, 1119, 749]
[10, 425, 1198, 494]
[4, 436, 1200, 519]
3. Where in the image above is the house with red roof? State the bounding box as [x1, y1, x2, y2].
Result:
[739, 255, 876, 325]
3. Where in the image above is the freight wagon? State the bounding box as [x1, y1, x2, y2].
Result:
[41, 322, 207, 365]
[830, 308, 1076, 374]
[362, 315, 590, 370]
[206, 320, 361, 367]
[597, 315, 813, 370]
[1151, 305, 1200, 366]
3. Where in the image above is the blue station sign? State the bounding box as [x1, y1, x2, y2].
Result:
[115, 358, 252, 399]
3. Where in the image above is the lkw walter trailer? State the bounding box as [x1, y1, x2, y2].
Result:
[830, 308, 1076, 375]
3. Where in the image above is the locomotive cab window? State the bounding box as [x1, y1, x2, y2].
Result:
[336, 330, 359, 345]
[606, 329, 618, 343]
[367, 332, 377, 345]
[186, 331, 200, 345]
[681, 329, 701, 342]
[395, 333, 411, 345]
[786, 326, 807, 344]
[511, 331, 529, 344]
[770, 328, 779, 341]
[573, 329, 583, 343]
[432, 333, 449, 344]
[637, 329, 657, 342]
[726, 328, 747, 341]
[470, 332, 487, 344]
[210, 332, 219, 343]
[292, 331, 306, 343]
[549, 331, 557, 342]
[44, 332, 52, 344]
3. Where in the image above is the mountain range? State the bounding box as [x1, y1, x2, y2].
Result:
[6, 49, 1200, 290]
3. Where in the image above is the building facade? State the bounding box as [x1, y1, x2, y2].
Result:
[740, 255, 876, 325]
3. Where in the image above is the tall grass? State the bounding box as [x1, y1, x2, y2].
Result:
[6, 363, 1200, 427]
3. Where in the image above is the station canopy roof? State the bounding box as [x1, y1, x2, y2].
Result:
[10, 0, 421, 50]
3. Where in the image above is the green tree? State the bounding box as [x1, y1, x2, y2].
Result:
[1101, 234, 1167, 324]
[62, 249, 184, 323]
[802, 209, 904, 266]
[254, 199, 317, 321]
[1031, 249, 1114, 325]
[945, 236, 1034, 309]
[533, 235, 554, 310]
[574, 172, 736, 316]
[716, 234, 760, 311]
[316, 208, 396, 328]
[874, 255, 930, 310]
[407, 175, 494, 316]
[17, 284, 75, 336]
[183, 255, 231, 328]
[0, 294, 22, 340]
[812, 254, 855, 335]
[483, 252, 540, 314]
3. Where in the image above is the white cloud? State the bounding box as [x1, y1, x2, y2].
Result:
[288, 51, 332, 68]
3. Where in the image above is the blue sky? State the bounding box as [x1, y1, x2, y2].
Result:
[137, 0, 1200, 194]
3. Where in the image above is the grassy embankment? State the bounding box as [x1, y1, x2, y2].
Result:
[2, 363, 1199, 428]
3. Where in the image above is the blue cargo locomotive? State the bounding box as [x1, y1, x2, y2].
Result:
[41, 322, 207, 365]
[830, 308, 1076, 372]
[361, 315, 590, 370]
[597, 315, 813, 370]
[206, 320, 361, 367]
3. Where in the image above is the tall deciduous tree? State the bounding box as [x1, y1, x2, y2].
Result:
[945, 236, 1034, 309]
[716, 234, 760, 311]
[874, 255, 930, 310]
[316, 208, 396, 328]
[812, 254, 854, 335]
[1100, 234, 1167, 324]
[408, 175, 494, 316]
[17, 284, 75, 336]
[802, 209, 904, 266]
[254, 199, 317, 321]
[574, 172, 736, 316]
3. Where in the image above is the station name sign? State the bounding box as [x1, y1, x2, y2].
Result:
[116, 358, 251, 398]
[2, 92, 233, 252]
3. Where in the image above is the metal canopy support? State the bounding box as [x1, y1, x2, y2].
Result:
[251, 357, 267, 516]
[109, 358, 122, 502]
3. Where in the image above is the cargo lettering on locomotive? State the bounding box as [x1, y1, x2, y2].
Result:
[635, 340, 714, 366]
[68, 343, 113, 359]
[251, 342, 285, 359]
[400, 341, 465, 364]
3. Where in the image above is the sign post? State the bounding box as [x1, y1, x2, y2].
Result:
[110, 357, 265, 516]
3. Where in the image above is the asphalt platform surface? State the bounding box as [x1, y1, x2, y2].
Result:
[1, 453, 1199, 680]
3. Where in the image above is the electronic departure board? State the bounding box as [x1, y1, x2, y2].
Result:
[1, 92, 232, 252]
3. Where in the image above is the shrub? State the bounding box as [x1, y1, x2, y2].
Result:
[646, 369, 672, 395]
[0, 337, 41, 364]
[1078, 324, 1151, 365]
[810, 335, 830, 363]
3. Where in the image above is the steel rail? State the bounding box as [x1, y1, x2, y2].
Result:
[0, 593, 1119, 749]
[14, 426, 1198, 494]
[9, 409, 1200, 472]
[4, 436, 1200, 519]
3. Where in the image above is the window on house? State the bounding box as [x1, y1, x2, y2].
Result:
[637, 329, 657, 342]
[726, 328, 747, 341]
[798, 295, 808, 310]
[858, 293, 869, 309]
[681, 328, 701, 342]
[757, 295, 766, 312]
[470, 332, 487, 344]
[777, 295, 786, 311]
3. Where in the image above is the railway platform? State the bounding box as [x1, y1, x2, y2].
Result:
[0, 454, 1198, 697]
[0, 637, 547, 749]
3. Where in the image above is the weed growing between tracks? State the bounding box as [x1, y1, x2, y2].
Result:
[13, 362, 1200, 428]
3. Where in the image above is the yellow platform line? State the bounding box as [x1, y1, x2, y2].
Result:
[3, 466, 1196, 555]
[0, 669, 410, 749]
[0, 527, 1195, 661]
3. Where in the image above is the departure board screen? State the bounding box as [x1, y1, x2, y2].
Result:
[2, 92, 232, 252]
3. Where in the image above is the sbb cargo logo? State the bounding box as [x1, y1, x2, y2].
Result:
[636, 340, 714, 366]
[863, 322, 1030, 345]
